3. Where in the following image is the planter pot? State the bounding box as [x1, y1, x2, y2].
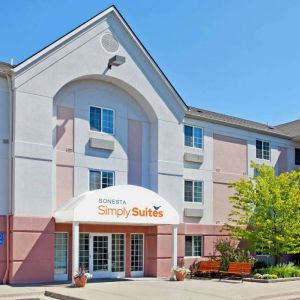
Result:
[175, 272, 186, 281]
[74, 276, 87, 287]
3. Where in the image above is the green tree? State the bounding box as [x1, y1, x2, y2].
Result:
[225, 163, 300, 264]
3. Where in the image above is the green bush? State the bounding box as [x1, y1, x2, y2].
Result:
[253, 273, 263, 279]
[253, 260, 267, 271]
[214, 239, 255, 270]
[256, 263, 300, 278]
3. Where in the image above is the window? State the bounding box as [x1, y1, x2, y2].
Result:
[184, 180, 203, 203]
[295, 148, 300, 165]
[185, 236, 202, 256]
[90, 106, 114, 134]
[184, 125, 203, 149]
[131, 234, 144, 272]
[79, 233, 89, 272]
[54, 233, 68, 276]
[256, 140, 270, 160]
[112, 234, 125, 272]
[89, 170, 114, 191]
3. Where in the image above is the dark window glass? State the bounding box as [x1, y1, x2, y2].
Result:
[296, 148, 300, 165]
[184, 125, 193, 147]
[184, 181, 193, 202]
[89, 170, 114, 191]
[90, 107, 101, 131]
[185, 236, 193, 256]
[193, 127, 203, 149]
[185, 236, 202, 256]
[256, 140, 263, 159]
[89, 170, 101, 190]
[102, 109, 114, 134]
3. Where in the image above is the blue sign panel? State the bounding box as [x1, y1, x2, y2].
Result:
[0, 232, 4, 246]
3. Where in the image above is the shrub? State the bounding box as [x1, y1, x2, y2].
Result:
[214, 239, 255, 270]
[253, 273, 263, 279]
[256, 263, 300, 278]
[262, 274, 273, 279]
[253, 260, 267, 271]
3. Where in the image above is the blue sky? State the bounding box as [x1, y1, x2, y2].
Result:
[1, 0, 300, 125]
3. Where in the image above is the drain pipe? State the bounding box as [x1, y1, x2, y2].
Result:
[2, 66, 14, 284]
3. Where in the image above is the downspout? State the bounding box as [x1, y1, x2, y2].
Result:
[2, 69, 13, 284]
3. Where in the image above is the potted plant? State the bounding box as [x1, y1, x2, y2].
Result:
[172, 266, 191, 281]
[73, 267, 92, 287]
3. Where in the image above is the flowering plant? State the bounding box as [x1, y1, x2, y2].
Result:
[172, 266, 191, 275]
[74, 267, 93, 281]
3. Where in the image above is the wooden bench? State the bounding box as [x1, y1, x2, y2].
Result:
[219, 262, 253, 281]
[192, 260, 221, 277]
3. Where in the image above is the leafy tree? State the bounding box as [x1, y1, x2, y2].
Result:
[225, 163, 300, 264]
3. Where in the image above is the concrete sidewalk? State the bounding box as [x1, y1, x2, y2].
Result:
[1, 278, 300, 300]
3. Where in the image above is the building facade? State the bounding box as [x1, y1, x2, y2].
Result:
[0, 6, 299, 284]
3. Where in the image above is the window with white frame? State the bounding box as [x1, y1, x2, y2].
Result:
[184, 125, 203, 149]
[256, 140, 270, 160]
[185, 236, 202, 256]
[89, 170, 114, 191]
[131, 234, 143, 272]
[90, 106, 114, 134]
[54, 233, 68, 275]
[112, 234, 125, 272]
[184, 180, 203, 203]
[79, 233, 89, 272]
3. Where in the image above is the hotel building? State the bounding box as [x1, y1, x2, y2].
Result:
[0, 6, 299, 284]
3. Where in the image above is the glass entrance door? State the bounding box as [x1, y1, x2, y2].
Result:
[89, 234, 111, 278]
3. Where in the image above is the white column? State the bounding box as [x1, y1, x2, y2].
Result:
[72, 221, 80, 283]
[170, 224, 178, 280]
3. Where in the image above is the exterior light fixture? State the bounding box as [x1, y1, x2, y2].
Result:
[108, 55, 126, 69]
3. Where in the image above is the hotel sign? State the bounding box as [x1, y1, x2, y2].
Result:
[55, 185, 180, 225]
[98, 198, 164, 219]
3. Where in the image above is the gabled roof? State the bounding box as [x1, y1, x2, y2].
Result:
[276, 119, 300, 142]
[0, 61, 13, 74]
[187, 106, 291, 139]
[13, 5, 188, 110]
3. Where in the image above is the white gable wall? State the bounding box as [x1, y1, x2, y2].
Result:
[12, 10, 186, 217]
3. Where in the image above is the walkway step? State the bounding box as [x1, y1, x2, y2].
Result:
[44, 291, 84, 300]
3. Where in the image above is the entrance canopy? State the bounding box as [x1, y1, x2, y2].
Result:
[54, 185, 180, 225]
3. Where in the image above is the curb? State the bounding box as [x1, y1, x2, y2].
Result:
[45, 291, 85, 300]
[244, 277, 300, 283]
[0, 291, 44, 299]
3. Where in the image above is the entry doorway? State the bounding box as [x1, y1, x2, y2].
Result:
[78, 232, 145, 279]
[89, 234, 111, 278]
[87, 233, 126, 279]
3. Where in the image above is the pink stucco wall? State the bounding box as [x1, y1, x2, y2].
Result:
[213, 182, 235, 224]
[56, 106, 74, 208]
[128, 119, 142, 186]
[56, 106, 74, 152]
[53, 223, 227, 279]
[213, 134, 247, 224]
[7, 221, 229, 283]
[2, 220, 231, 283]
[278, 146, 288, 173]
[0, 216, 7, 283]
[56, 165, 74, 208]
[9, 216, 55, 284]
[213, 134, 247, 175]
